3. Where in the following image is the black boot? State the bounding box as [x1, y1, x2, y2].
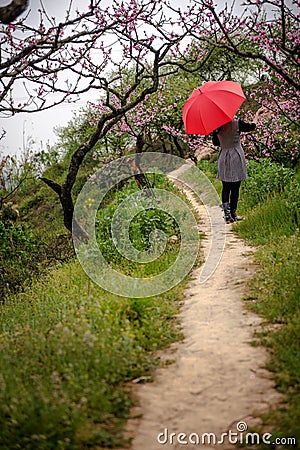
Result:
[230, 209, 243, 221]
[222, 203, 233, 223]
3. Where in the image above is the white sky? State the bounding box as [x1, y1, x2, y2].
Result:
[0, 0, 106, 156]
[0, 0, 289, 158]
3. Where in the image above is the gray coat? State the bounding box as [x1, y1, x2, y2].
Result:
[217, 118, 248, 182]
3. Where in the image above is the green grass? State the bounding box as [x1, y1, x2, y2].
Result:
[243, 232, 300, 324]
[240, 232, 300, 445]
[198, 157, 300, 447]
[233, 175, 300, 447]
[236, 193, 298, 246]
[0, 174, 193, 449]
[0, 260, 185, 449]
[4, 153, 298, 448]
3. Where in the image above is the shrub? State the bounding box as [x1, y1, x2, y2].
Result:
[0, 219, 38, 296]
[0, 213, 73, 298]
[242, 159, 294, 207]
[284, 178, 300, 227]
[96, 176, 182, 268]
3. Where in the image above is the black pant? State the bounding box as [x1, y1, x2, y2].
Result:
[222, 181, 241, 211]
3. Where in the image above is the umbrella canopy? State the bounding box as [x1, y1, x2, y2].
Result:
[182, 80, 246, 135]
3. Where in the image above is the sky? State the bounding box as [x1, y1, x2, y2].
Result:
[0, 0, 102, 157]
[0, 0, 289, 158]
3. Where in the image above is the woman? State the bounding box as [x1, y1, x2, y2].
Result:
[213, 108, 265, 223]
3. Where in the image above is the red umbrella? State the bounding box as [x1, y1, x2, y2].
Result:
[182, 80, 246, 135]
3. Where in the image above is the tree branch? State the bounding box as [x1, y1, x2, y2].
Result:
[39, 177, 62, 195]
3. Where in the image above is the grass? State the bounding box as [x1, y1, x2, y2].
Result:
[198, 157, 300, 447]
[233, 171, 300, 447]
[236, 193, 298, 246]
[3, 153, 298, 448]
[243, 232, 300, 324]
[238, 231, 300, 446]
[0, 260, 186, 449]
[0, 174, 193, 449]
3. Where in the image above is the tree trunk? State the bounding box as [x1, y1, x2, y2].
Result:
[60, 187, 74, 233]
[40, 176, 74, 233]
[172, 136, 185, 158]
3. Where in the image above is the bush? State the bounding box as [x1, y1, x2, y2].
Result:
[242, 159, 294, 207]
[284, 178, 300, 227]
[0, 219, 38, 296]
[129, 208, 179, 251]
[237, 161, 299, 245]
[96, 176, 182, 269]
[0, 212, 74, 298]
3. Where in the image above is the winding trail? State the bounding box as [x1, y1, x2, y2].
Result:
[121, 164, 281, 450]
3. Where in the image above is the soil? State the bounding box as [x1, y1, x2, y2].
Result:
[120, 165, 281, 450]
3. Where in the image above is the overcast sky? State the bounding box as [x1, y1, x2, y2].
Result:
[0, 0, 291, 158]
[0, 0, 103, 157]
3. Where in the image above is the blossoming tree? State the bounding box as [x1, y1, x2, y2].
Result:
[0, 0, 210, 231]
[1, 0, 299, 231]
[189, 0, 299, 166]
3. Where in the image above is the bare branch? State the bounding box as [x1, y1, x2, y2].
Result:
[39, 177, 62, 195]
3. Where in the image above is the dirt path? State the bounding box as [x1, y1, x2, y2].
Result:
[121, 167, 281, 450]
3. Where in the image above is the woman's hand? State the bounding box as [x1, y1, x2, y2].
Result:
[257, 106, 267, 116]
[253, 106, 267, 124]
